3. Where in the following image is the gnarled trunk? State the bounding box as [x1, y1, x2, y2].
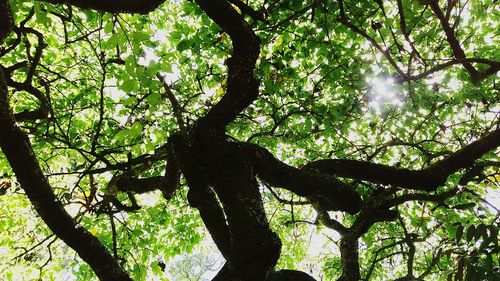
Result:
[339, 235, 360, 281]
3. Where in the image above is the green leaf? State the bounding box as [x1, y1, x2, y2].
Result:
[466, 225, 476, 243]
[133, 31, 150, 42]
[456, 224, 464, 244]
[475, 224, 487, 241]
[104, 21, 114, 34]
[176, 39, 191, 52]
[121, 79, 136, 93]
[113, 129, 130, 141]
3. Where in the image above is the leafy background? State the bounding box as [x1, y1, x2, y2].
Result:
[0, 0, 499, 280]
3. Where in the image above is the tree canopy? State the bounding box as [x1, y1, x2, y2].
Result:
[0, 0, 499, 280]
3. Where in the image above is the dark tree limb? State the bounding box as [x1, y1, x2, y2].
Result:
[206, 143, 282, 281]
[106, 193, 141, 213]
[107, 144, 180, 200]
[4, 76, 51, 121]
[193, 0, 260, 137]
[1, 25, 51, 121]
[395, 58, 500, 83]
[172, 2, 319, 278]
[169, 133, 232, 259]
[304, 127, 500, 191]
[428, 1, 499, 80]
[337, 0, 406, 77]
[235, 142, 363, 214]
[161, 144, 181, 199]
[112, 175, 165, 194]
[158, 74, 187, 135]
[0, 0, 13, 44]
[39, 0, 166, 14]
[338, 235, 361, 281]
[268, 269, 317, 281]
[0, 68, 131, 280]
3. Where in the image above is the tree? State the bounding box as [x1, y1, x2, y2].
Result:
[0, 0, 498, 280]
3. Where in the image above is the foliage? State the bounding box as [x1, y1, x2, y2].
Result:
[0, 0, 499, 280]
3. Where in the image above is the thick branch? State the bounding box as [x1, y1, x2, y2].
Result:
[39, 0, 166, 14]
[113, 176, 163, 193]
[169, 134, 232, 259]
[161, 144, 181, 199]
[0, 0, 13, 43]
[0, 68, 131, 280]
[236, 142, 363, 214]
[339, 235, 361, 281]
[108, 145, 180, 199]
[193, 0, 260, 132]
[304, 127, 500, 191]
[205, 143, 282, 281]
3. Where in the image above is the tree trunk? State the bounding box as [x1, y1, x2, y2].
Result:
[338, 235, 361, 281]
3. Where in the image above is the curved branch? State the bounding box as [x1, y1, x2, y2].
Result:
[4, 77, 50, 121]
[39, 0, 166, 14]
[304, 127, 500, 191]
[0, 68, 131, 280]
[236, 142, 363, 214]
[1, 26, 51, 121]
[108, 145, 181, 200]
[193, 0, 260, 133]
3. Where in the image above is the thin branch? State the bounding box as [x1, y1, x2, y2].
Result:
[0, 67, 132, 281]
[157, 73, 187, 134]
[428, 1, 479, 80]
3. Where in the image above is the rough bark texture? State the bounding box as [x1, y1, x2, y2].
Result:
[339, 236, 361, 281]
[0, 0, 12, 43]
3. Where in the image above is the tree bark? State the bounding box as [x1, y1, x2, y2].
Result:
[338, 235, 361, 281]
[207, 144, 282, 281]
[0, 0, 12, 43]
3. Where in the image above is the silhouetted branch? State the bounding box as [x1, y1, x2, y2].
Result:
[0, 0, 13, 43]
[236, 142, 363, 214]
[40, 0, 166, 14]
[304, 127, 500, 191]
